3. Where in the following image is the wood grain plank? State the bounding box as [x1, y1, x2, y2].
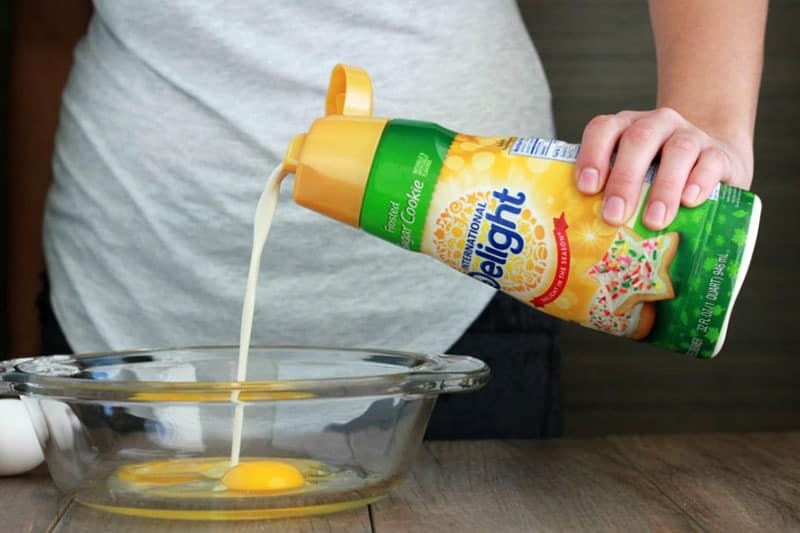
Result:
[370, 439, 700, 532]
[6, 436, 800, 531]
[0, 465, 67, 533]
[52, 504, 372, 533]
[609, 433, 800, 531]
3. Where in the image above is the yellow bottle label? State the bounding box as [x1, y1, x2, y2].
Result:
[421, 134, 662, 339]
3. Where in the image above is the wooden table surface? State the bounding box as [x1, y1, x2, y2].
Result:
[2, 432, 798, 532]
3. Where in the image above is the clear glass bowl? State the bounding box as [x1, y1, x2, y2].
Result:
[1, 346, 488, 520]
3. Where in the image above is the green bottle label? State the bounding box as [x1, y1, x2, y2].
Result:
[360, 119, 456, 251]
[632, 183, 757, 357]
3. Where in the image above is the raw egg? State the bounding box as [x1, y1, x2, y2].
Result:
[116, 458, 217, 486]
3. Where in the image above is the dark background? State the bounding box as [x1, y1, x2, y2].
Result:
[1, 2, 798, 436]
[0, 2, 10, 358]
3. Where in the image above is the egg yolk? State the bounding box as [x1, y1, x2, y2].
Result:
[221, 461, 305, 492]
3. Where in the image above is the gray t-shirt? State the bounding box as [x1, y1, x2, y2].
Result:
[44, 0, 554, 353]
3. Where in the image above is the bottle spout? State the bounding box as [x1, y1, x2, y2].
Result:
[280, 64, 372, 179]
[281, 133, 306, 178]
[280, 65, 387, 227]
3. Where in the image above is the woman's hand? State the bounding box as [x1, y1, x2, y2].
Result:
[574, 107, 754, 230]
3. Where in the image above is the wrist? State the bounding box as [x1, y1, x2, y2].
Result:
[657, 99, 755, 175]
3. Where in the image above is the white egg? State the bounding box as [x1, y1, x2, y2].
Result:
[0, 399, 46, 476]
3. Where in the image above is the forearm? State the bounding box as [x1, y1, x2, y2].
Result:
[7, 1, 92, 355]
[577, 2, 768, 227]
[649, 0, 767, 154]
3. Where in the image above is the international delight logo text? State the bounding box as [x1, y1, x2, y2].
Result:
[461, 188, 571, 306]
[462, 188, 526, 289]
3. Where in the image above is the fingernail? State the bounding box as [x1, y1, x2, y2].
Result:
[603, 195, 626, 225]
[577, 168, 599, 193]
[644, 200, 667, 227]
[683, 184, 701, 204]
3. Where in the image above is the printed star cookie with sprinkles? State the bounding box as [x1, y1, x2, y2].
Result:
[587, 290, 655, 340]
[587, 227, 679, 315]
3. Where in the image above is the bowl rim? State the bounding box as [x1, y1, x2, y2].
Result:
[1, 345, 490, 401]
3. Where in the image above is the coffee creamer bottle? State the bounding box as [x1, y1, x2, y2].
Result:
[278, 65, 761, 358]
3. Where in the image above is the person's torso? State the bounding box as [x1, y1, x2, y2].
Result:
[44, 0, 555, 352]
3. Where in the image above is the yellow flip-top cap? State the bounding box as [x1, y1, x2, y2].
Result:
[281, 65, 388, 227]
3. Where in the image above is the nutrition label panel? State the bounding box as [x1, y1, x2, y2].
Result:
[509, 137, 581, 162]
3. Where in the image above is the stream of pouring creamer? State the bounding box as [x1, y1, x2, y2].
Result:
[230, 165, 284, 466]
